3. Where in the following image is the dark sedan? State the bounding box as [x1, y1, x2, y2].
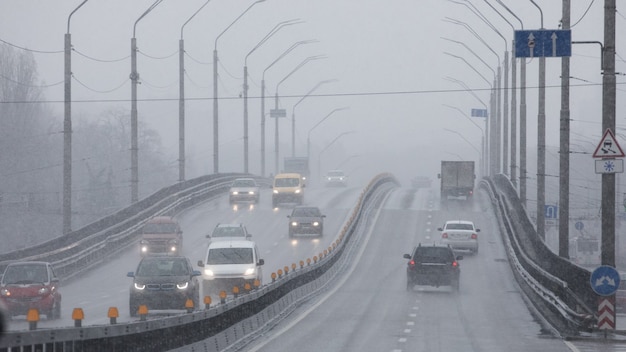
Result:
[288, 206, 325, 237]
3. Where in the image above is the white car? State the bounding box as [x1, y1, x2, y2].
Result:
[197, 240, 264, 297]
[229, 178, 260, 204]
[438, 220, 480, 254]
[325, 170, 347, 187]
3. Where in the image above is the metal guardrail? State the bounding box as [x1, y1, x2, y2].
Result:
[480, 176, 595, 335]
[0, 173, 399, 350]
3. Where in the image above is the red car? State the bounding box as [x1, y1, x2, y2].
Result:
[0, 261, 62, 319]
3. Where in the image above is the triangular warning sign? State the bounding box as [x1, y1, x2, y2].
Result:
[593, 129, 626, 158]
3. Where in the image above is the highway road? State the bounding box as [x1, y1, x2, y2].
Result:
[7, 179, 626, 352]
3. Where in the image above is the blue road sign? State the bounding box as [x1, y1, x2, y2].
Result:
[514, 29, 571, 58]
[471, 109, 488, 118]
[544, 205, 558, 219]
[590, 266, 621, 296]
[575, 221, 584, 231]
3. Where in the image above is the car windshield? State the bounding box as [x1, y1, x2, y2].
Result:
[292, 208, 320, 217]
[232, 179, 256, 187]
[207, 248, 253, 265]
[2, 264, 48, 284]
[212, 226, 244, 237]
[275, 178, 299, 187]
[445, 223, 474, 230]
[137, 258, 188, 276]
[327, 171, 344, 177]
[414, 248, 453, 264]
[143, 222, 178, 234]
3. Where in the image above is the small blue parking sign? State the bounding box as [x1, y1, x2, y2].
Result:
[590, 266, 620, 296]
[575, 221, 584, 231]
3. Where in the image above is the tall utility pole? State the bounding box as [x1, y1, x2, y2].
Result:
[601, 0, 616, 267]
[530, 0, 546, 240]
[558, 0, 571, 258]
[63, 0, 88, 234]
[179, 0, 211, 182]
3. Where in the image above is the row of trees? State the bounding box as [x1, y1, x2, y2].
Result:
[0, 44, 176, 253]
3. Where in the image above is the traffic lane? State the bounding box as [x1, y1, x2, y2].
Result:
[243, 188, 572, 352]
[4, 185, 360, 331]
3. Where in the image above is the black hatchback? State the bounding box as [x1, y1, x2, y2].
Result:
[287, 206, 325, 237]
[403, 243, 462, 292]
[127, 256, 201, 316]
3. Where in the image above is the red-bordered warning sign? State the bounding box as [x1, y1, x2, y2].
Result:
[593, 129, 625, 158]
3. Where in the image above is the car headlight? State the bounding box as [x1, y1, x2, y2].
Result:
[313, 221, 319, 227]
[248, 191, 255, 195]
[177, 282, 189, 290]
[170, 246, 178, 252]
[204, 269, 214, 277]
[231, 191, 239, 195]
[0, 288, 10, 297]
[273, 189, 278, 194]
[244, 267, 256, 276]
[294, 189, 301, 194]
[291, 221, 298, 227]
[38, 287, 50, 295]
[134, 283, 146, 290]
[141, 246, 148, 252]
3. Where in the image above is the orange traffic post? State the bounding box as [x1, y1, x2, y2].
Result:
[72, 308, 84, 328]
[271, 272, 277, 282]
[204, 296, 212, 309]
[277, 269, 283, 278]
[219, 290, 227, 304]
[138, 305, 148, 321]
[283, 266, 289, 275]
[299, 260, 305, 269]
[107, 307, 119, 325]
[313, 256, 318, 263]
[244, 282, 252, 292]
[233, 286, 240, 298]
[291, 263, 297, 272]
[26, 308, 39, 331]
[307, 258, 312, 266]
[185, 298, 194, 313]
[253, 278, 261, 289]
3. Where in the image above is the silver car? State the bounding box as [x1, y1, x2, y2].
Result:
[438, 220, 480, 254]
[229, 178, 260, 204]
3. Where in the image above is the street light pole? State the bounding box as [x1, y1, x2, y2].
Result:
[213, 0, 265, 174]
[244, 19, 302, 174]
[291, 79, 337, 156]
[63, 0, 88, 234]
[179, 0, 210, 182]
[261, 39, 317, 176]
[274, 55, 326, 174]
[131, 0, 164, 203]
[307, 107, 349, 162]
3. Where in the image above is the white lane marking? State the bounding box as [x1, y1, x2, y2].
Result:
[406, 321, 415, 326]
[398, 338, 407, 343]
[246, 193, 389, 352]
[404, 329, 411, 333]
[563, 340, 582, 352]
[409, 313, 416, 318]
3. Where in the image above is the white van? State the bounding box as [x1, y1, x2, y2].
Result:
[197, 240, 264, 296]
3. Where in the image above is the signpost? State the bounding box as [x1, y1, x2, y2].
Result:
[591, 265, 620, 330]
[514, 29, 571, 58]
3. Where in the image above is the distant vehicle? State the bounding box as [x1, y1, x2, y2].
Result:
[197, 240, 264, 296]
[288, 206, 326, 237]
[0, 261, 62, 319]
[283, 156, 310, 185]
[229, 178, 260, 204]
[207, 223, 252, 241]
[272, 173, 305, 207]
[139, 216, 183, 257]
[411, 176, 432, 189]
[438, 220, 480, 254]
[325, 170, 347, 187]
[438, 161, 475, 204]
[127, 256, 200, 317]
[403, 243, 462, 292]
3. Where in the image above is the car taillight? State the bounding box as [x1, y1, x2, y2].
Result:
[452, 261, 459, 268]
[469, 190, 473, 195]
[471, 233, 477, 239]
[408, 259, 415, 268]
[442, 233, 448, 239]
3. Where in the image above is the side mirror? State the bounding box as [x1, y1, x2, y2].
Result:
[403, 254, 411, 259]
[257, 259, 265, 266]
[192, 270, 202, 277]
[322, 215, 326, 218]
[127, 272, 135, 278]
[456, 255, 464, 261]
[476, 229, 481, 232]
[437, 227, 443, 231]
[197, 260, 204, 267]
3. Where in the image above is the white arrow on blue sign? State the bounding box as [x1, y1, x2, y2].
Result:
[590, 266, 621, 296]
[514, 29, 571, 58]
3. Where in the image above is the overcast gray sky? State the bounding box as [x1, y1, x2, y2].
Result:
[0, 1, 620, 186]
